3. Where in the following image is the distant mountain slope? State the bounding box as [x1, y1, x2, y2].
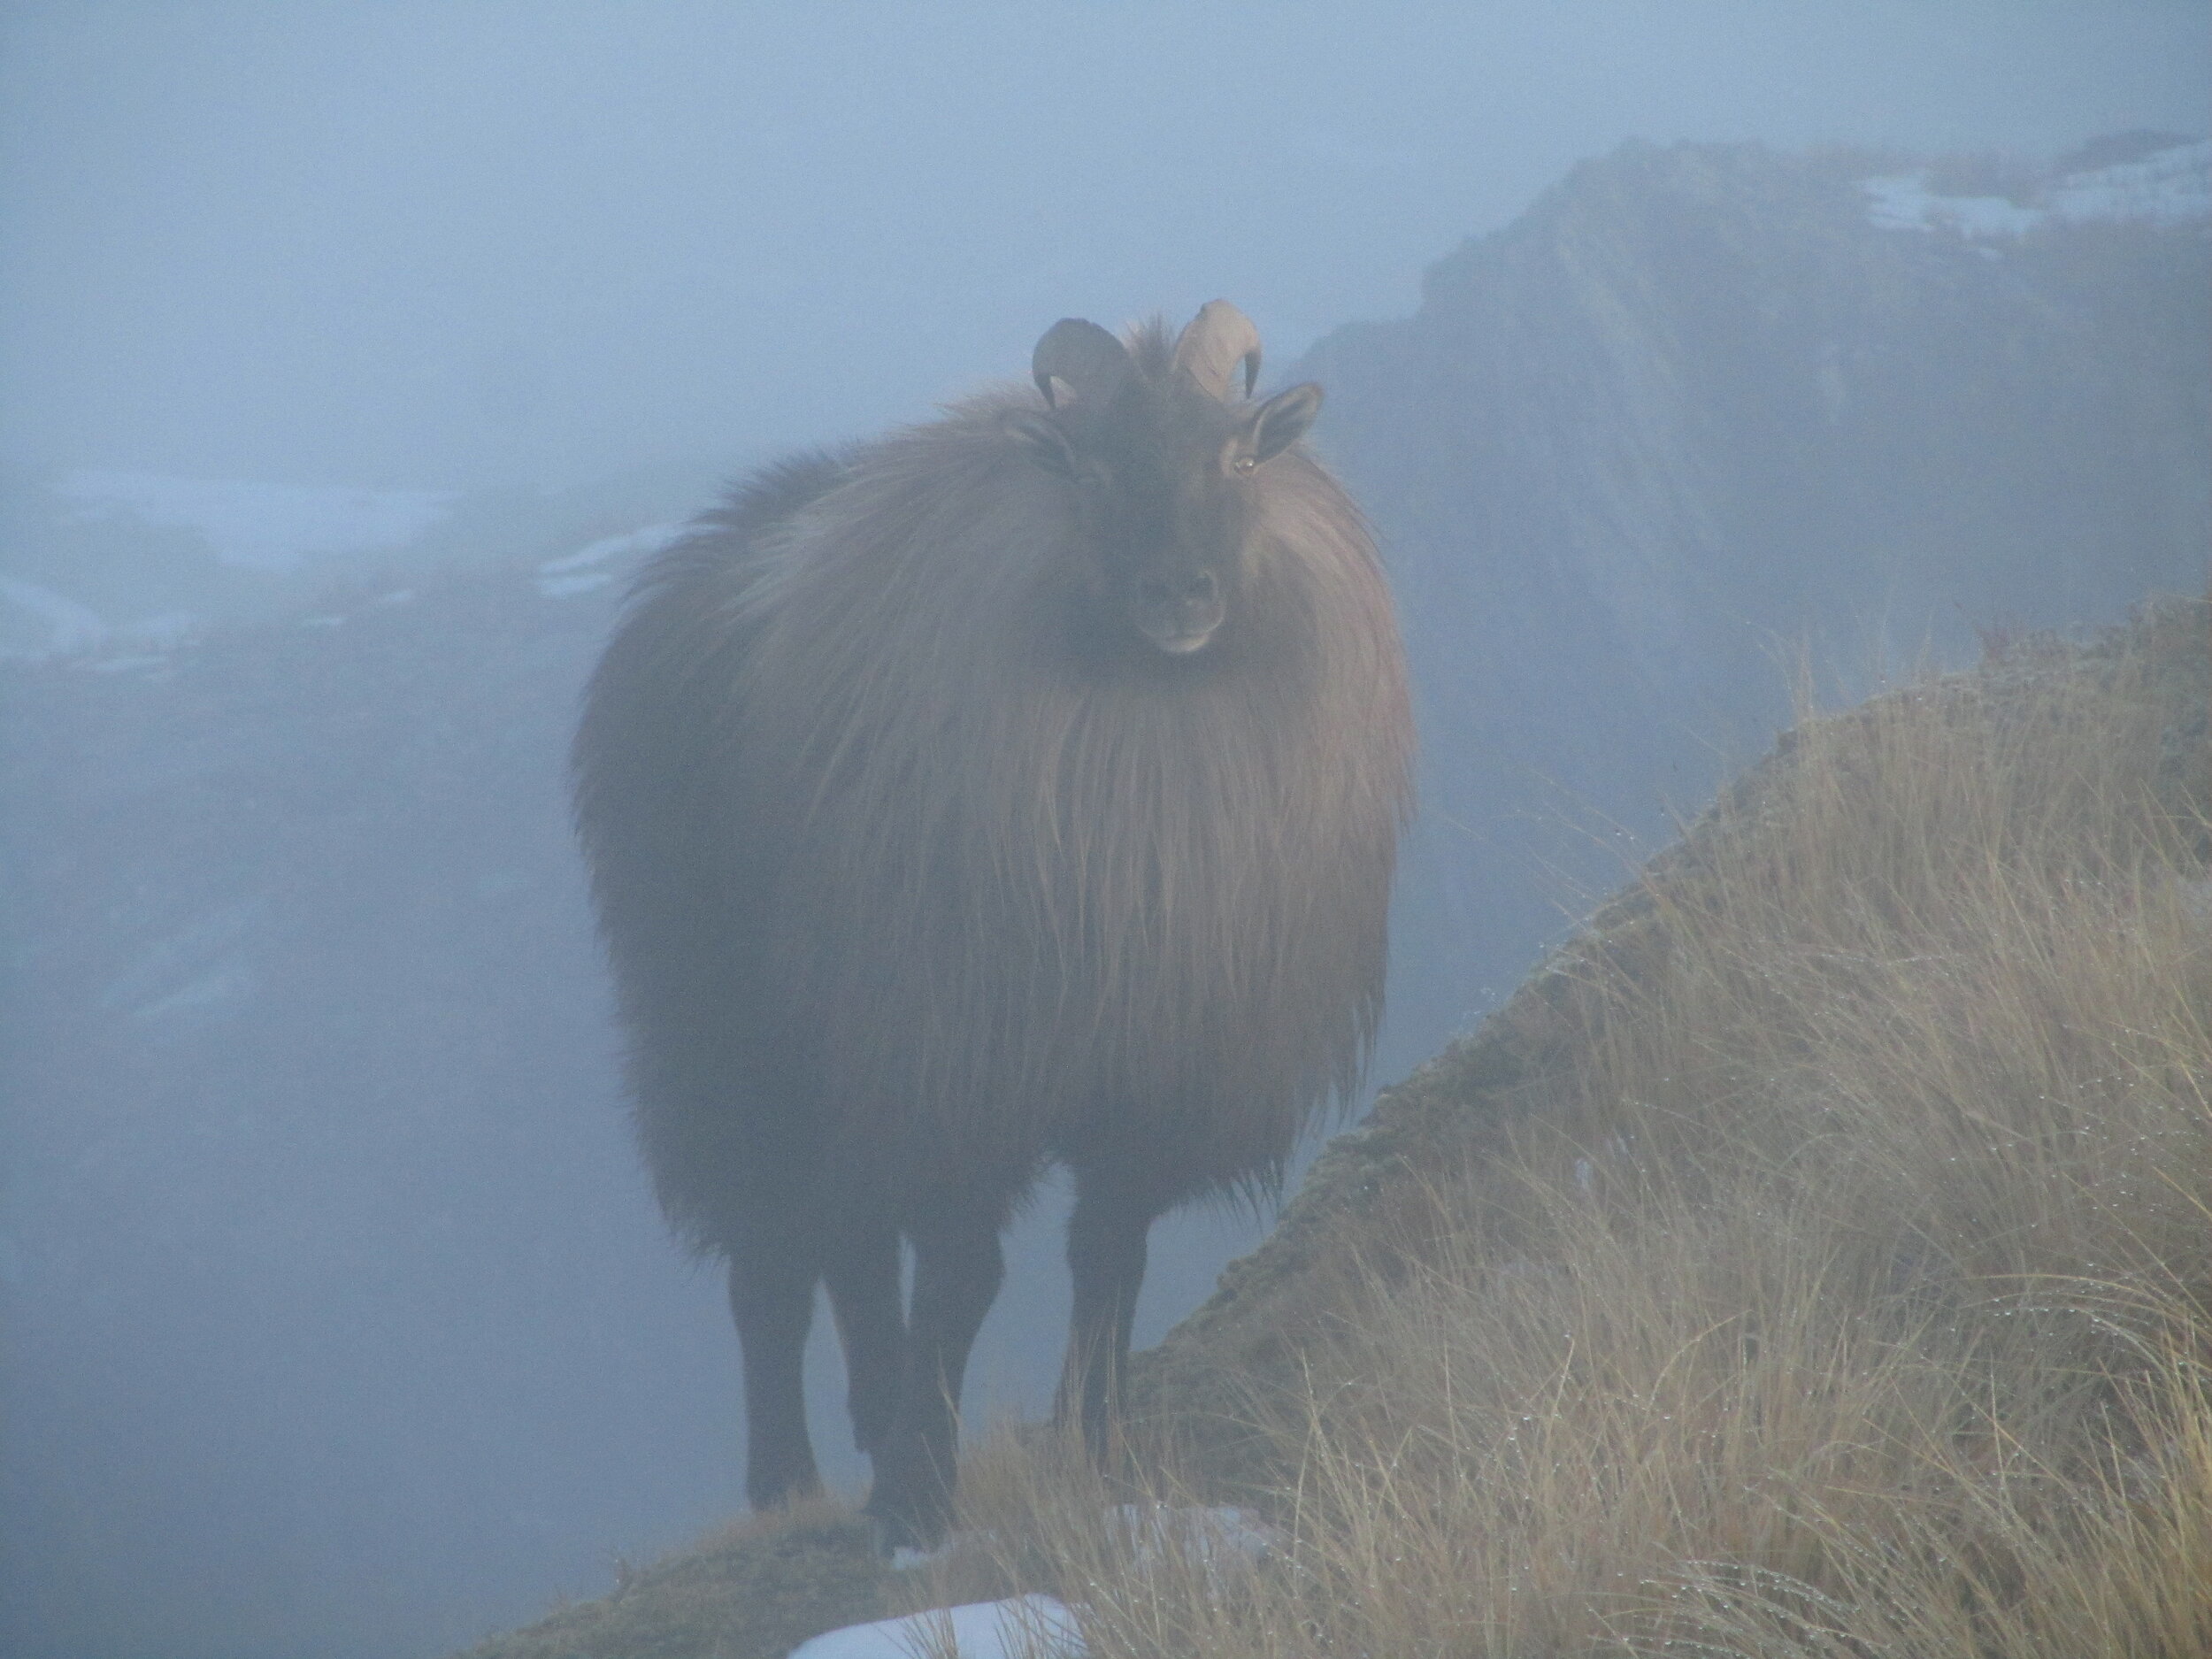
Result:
[0, 458, 726, 662]
[1302, 137, 2210, 1064]
[0, 559, 710, 1658]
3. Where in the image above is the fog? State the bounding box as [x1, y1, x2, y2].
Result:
[7, 2, 2205, 494]
[4, 5, 2208, 1658]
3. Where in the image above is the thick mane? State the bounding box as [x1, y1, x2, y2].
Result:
[718, 411, 1405, 1205]
[569, 302, 1414, 1542]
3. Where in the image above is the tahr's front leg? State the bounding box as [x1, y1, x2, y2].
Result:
[727, 1248, 821, 1510]
[825, 1223, 903, 1456]
[864, 1210, 1003, 1549]
[1057, 1172, 1159, 1460]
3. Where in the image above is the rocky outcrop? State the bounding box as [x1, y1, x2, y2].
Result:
[1304, 137, 2210, 1069]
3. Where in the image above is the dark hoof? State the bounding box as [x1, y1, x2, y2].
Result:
[862, 1512, 905, 1561]
[745, 1470, 825, 1516]
[864, 1489, 949, 1556]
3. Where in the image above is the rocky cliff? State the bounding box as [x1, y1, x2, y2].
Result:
[1305, 135, 2209, 1064]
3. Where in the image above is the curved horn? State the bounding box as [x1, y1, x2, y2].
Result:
[1172, 300, 1263, 400]
[1032, 318, 1130, 410]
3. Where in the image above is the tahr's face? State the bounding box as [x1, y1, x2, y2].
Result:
[1010, 375, 1324, 660]
[1095, 434, 1253, 657]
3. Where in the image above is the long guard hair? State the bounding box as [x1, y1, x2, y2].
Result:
[572, 302, 1413, 1545]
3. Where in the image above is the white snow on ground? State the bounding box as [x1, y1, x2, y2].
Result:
[1862, 175, 2044, 237]
[535, 572, 618, 598]
[1109, 1502, 1283, 1578]
[58, 471, 457, 572]
[0, 575, 109, 658]
[787, 1594, 1081, 1659]
[119, 612, 201, 649]
[538, 521, 686, 574]
[535, 521, 685, 599]
[799, 1507, 1279, 1657]
[1, 580, 203, 665]
[2047, 138, 2212, 226]
[1863, 138, 2212, 240]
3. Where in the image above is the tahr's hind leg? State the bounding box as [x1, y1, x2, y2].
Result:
[864, 1210, 1004, 1549]
[1056, 1171, 1162, 1462]
[825, 1224, 903, 1456]
[728, 1246, 822, 1510]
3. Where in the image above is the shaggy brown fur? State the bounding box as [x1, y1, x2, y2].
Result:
[572, 304, 1412, 1546]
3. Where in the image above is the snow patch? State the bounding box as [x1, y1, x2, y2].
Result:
[120, 612, 202, 649]
[84, 653, 173, 675]
[801, 1508, 1278, 1656]
[2047, 138, 2212, 226]
[1863, 138, 2212, 241]
[58, 471, 456, 572]
[134, 964, 258, 1021]
[787, 1594, 1080, 1659]
[535, 521, 685, 598]
[1108, 1502, 1282, 1575]
[538, 522, 686, 574]
[100, 901, 269, 1018]
[0, 580, 204, 665]
[1863, 176, 2042, 237]
[536, 571, 615, 599]
[0, 576, 109, 658]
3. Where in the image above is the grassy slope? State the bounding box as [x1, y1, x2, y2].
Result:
[452, 1503, 890, 1659]
[463, 596, 2210, 1658]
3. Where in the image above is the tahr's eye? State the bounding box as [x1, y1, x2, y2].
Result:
[1232, 454, 1257, 476]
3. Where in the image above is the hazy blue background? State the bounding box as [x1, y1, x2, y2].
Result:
[5, 1, 2208, 497]
[3, 5, 2208, 1658]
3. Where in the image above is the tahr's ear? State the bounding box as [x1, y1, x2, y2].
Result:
[1248, 382, 1324, 464]
[1005, 411, 1079, 477]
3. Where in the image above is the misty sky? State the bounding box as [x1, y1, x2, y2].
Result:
[3, 1, 2207, 499]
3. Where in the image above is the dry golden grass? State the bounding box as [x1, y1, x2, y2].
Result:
[455, 1497, 889, 1659]
[926, 606, 2212, 1657]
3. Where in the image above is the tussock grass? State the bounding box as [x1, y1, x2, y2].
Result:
[456, 1497, 888, 1659]
[931, 606, 2212, 1656]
